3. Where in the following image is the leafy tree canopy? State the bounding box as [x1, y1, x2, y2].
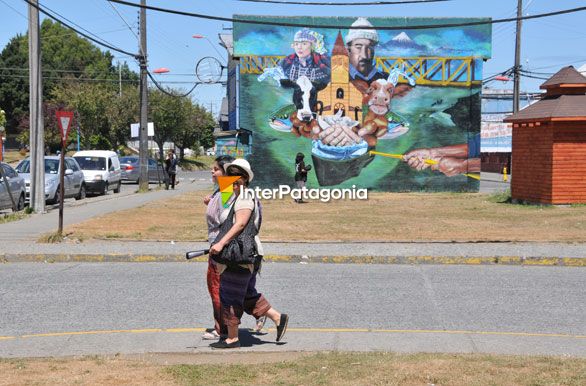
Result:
[0, 19, 138, 134]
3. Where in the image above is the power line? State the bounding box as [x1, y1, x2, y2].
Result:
[22, 0, 137, 58]
[39, 1, 126, 53]
[107, 1, 140, 41]
[0, 0, 28, 19]
[108, 0, 586, 30]
[237, 0, 450, 5]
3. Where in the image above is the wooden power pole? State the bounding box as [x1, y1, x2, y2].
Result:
[28, 0, 45, 213]
[138, 0, 149, 191]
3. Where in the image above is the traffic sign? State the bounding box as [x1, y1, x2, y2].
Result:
[56, 111, 74, 146]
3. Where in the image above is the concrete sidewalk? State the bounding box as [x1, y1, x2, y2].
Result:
[2, 239, 585, 266]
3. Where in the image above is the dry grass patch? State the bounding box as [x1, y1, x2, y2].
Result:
[0, 211, 29, 224]
[1, 352, 584, 386]
[2, 150, 27, 165]
[0, 356, 176, 386]
[166, 352, 586, 386]
[67, 190, 586, 242]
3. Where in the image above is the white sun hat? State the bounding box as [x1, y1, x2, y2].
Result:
[345, 17, 379, 45]
[224, 158, 254, 183]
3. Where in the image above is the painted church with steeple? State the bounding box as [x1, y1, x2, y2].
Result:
[318, 31, 365, 122]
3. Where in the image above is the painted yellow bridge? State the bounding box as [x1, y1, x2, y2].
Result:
[239, 55, 482, 87]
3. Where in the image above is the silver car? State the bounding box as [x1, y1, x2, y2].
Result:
[16, 156, 86, 204]
[120, 156, 168, 184]
[0, 162, 26, 211]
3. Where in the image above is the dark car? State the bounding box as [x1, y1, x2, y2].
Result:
[120, 156, 167, 184]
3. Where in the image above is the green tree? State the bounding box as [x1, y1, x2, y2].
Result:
[149, 88, 185, 161]
[0, 108, 6, 128]
[173, 102, 215, 159]
[0, 19, 138, 134]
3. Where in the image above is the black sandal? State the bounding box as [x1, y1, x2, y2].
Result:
[210, 340, 241, 349]
[276, 314, 289, 342]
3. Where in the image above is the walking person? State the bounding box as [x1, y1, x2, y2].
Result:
[294, 152, 310, 203]
[202, 155, 266, 341]
[165, 149, 178, 189]
[209, 158, 289, 349]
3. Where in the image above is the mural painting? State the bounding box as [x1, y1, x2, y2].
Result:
[233, 16, 491, 191]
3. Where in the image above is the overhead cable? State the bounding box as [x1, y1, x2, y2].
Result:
[147, 70, 200, 97]
[22, 0, 138, 58]
[236, 0, 450, 5]
[108, 0, 586, 30]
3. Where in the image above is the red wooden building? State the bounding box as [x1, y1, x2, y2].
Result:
[504, 66, 586, 204]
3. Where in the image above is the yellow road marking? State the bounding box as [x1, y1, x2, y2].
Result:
[4, 328, 584, 341]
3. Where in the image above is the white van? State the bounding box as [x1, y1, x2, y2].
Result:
[73, 150, 122, 195]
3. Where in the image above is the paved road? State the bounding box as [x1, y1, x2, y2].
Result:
[0, 171, 212, 241]
[0, 262, 584, 358]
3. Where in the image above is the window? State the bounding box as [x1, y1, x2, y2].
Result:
[74, 157, 106, 171]
[65, 159, 79, 171]
[2, 164, 17, 178]
[109, 157, 116, 171]
[334, 103, 346, 117]
[44, 159, 60, 174]
[336, 88, 344, 99]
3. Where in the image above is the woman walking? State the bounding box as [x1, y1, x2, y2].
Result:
[202, 155, 266, 341]
[209, 158, 288, 349]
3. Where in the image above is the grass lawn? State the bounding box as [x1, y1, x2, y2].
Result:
[0, 212, 30, 224]
[2, 150, 27, 165]
[1, 352, 584, 385]
[65, 190, 586, 242]
[179, 155, 215, 171]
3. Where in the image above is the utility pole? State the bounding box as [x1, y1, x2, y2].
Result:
[513, 0, 523, 113]
[138, 0, 149, 191]
[118, 61, 122, 97]
[28, 0, 45, 213]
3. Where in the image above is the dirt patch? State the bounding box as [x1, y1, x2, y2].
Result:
[66, 190, 586, 242]
[4, 352, 582, 386]
[0, 356, 176, 386]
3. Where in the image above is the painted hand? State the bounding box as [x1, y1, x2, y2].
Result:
[318, 123, 362, 147]
[433, 157, 468, 177]
[403, 148, 436, 171]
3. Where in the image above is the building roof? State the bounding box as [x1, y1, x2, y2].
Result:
[540, 66, 586, 89]
[504, 94, 586, 122]
[332, 31, 348, 56]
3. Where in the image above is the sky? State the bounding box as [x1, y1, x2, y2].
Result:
[2, 0, 586, 117]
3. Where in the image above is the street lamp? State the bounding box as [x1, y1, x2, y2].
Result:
[153, 67, 170, 74]
[192, 35, 226, 65]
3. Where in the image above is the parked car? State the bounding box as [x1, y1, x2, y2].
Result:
[15, 156, 86, 204]
[73, 150, 122, 195]
[120, 156, 168, 184]
[0, 162, 26, 211]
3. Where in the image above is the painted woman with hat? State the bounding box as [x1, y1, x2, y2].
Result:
[279, 27, 330, 85]
[208, 158, 289, 349]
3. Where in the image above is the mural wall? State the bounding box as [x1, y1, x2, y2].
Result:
[233, 16, 491, 191]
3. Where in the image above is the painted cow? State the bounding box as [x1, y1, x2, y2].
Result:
[289, 76, 320, 138]
[358, 78, 413, 147]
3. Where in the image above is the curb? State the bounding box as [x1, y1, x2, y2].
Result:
[1, 254, 585, 266]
